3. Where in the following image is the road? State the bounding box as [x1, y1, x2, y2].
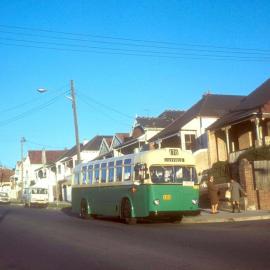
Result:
[0, 205, 269, 270]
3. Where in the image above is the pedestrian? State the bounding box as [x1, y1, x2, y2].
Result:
[229, 179, 247, 213]
[207, 175, 219, 214]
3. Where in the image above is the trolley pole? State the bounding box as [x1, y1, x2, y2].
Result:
[70, 80, 81, 164]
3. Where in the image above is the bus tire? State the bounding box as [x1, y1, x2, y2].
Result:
[80, 199, 90, 219]
[121, 198, 137, 225]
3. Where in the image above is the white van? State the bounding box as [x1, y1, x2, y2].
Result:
[22, 187, 49, 208]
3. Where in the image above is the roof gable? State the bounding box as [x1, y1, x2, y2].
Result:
[209, 79, 270, 130]
[82, 135, 112, 151]
[149, 93, 245, 142]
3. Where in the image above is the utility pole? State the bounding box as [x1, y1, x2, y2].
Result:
[70, 80, 81, 164]
[20, 137, 26, 197]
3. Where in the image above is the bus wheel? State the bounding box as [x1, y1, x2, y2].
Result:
[121, 198, 137, 225]
[80, 199, 90, 219]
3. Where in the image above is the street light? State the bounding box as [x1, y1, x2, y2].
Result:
[37, 80, 81, 203]
[20, 137, 26, 200]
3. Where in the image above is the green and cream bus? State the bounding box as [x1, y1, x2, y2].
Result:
[72, 148, 199, 224]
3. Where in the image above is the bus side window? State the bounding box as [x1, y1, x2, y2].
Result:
[116, 160, 123, 182]
[124, 159, 132, 181]
[101, 163, 107, 183]
[82, 166, 87, 184]
[94, 164, 100, 183]
[88, 165, 93, 184]
[108, 162, 114, 182]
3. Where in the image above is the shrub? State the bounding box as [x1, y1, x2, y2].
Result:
[237, 145, 270, 161]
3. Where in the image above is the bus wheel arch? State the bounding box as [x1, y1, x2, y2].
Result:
[121, 197, 137, 225]
[80, 198, 90, 219]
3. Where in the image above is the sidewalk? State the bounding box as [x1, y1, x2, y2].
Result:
[182, 209, 270, 224]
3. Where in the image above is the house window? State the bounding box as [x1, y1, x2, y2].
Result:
[58, 165, 61, 174]
[185, 134, 196, 151]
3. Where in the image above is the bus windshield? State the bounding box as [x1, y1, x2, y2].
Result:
[150, 166, 197, 184]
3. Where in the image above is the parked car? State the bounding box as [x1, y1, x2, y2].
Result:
[0, 192, 10, 204]
[22, 187, 49, 208]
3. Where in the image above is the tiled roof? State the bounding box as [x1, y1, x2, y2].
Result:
[56, 145, 83, 161]
[158, 110, 185, 121]
[149, 93, 245, 142]
[135, 117, 173, 128]
[115, 133, 129, 142]
[82, 135, 113, 151]
[209, 78, 270, 130]
[29, 150, 67, 165]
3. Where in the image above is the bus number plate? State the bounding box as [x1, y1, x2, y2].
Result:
[163, 194, 172, 200]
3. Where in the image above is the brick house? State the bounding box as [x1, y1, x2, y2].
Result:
[208, 78, 270, 165]
[208, 78, 270, 210]
[148, 94, 244, 178]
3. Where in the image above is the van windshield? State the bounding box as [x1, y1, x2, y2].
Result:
[31, 188, 48, 194]
[150, 166, 197, 184]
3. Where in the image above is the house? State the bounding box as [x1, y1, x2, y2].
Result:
[116, 110, 185, 154]
[55, 135, 114, 201]
[23, 150, 67, 202]
[149, 94, 245, 177]
[208, 79, 270, 164]
[0, 166, 14, 193]
[207, 78, 270, 210]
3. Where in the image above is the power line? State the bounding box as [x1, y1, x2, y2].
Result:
[0, 23, 269, 53]
[0, 41, 269, 63]
[77, 90, 134, 119]
[26, 139, 67, 149]
[77, 95, 132, 127]
[0, 84, 69, 114]
[1, 37, 270, 60]
[0, 90, 68, 127]
[0, 29, 269, 56]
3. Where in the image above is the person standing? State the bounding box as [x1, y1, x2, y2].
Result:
[229, 179, 247, 213]
[207, 175, 219, 214]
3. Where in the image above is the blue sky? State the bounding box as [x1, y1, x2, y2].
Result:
[0, 0, 270, 168]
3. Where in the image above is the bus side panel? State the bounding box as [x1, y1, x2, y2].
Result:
[71, 187, 82, 214]
[131, 185, 150, 218]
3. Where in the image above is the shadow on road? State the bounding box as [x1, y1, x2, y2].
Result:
[60, 206, 182, 225]
[0, 209, 10, 223]
[61, 207, 78, 218]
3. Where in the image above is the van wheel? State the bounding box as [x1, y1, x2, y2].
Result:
[80, 199, 90, 219]
[121, 198, 137, 225]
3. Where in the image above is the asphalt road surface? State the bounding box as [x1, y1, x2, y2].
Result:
[0, 205, 269, 270]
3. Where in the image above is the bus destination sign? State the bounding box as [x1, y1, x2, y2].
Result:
[164, 158, 184, 162]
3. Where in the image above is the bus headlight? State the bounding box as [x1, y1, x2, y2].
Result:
[153, 199, 160, 206]
[192, 199, 198, 205]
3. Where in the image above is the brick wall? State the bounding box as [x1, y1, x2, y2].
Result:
[239, 159, 258, 210]
[258, 190, 270, 209]
[239, 159, 270, 210]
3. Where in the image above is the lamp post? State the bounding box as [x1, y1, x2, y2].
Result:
[37, 80, 81, 203]
[20, 137, 26, 199]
